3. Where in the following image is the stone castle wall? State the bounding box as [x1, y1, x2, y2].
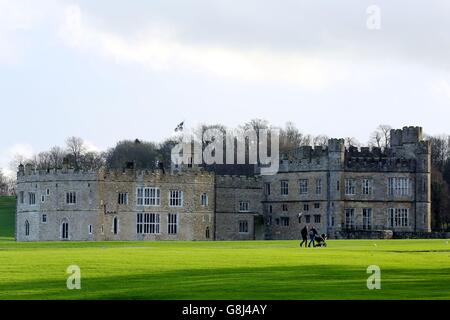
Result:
[15, 126, 432, 241]
[215, 175, 263, 240]
[16, 167, 215, 241]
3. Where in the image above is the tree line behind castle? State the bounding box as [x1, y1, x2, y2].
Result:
[4, 120, 450, 231]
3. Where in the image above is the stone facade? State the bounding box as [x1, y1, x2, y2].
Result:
[262, 126, 431, 239]
[215, 175, 263, 240]
[16, 165, 215, 242]
[15, 126, 431, 241]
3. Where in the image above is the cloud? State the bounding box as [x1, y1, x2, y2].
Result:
[0, 143, 35, 178]
[58, 5, 347, 90]
[431, 79, 450, 101]
[0, 0, 59, 65]
[84, 140, 101, 152]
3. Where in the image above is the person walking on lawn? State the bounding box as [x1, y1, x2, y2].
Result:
[308, 226, 318, 247]
[300, 225, 308, 247]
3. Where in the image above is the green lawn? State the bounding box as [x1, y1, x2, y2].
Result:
[0, 196, 15, 238]
[0, 239, 449, 300]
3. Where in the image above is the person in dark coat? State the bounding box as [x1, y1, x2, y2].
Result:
[300, 225, 308, 247]
[308, 226, 318, 247]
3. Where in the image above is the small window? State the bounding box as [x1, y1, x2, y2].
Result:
[88, 225, 93, 234]
[205, 227, 210, 239]
[46, 189, 50, 195]
[239, 220, 249, 233]
[362, 179, 372, 195]
[305, 215, 311, 223]
[201, 193, 208, 207]
[280, 180, 289, 196]
[136, 188, 144, 206]
[315, 179, 322, 195]
[282, 204, 288, 212]
[304, 204, 309, 211]
[239, 201, 250, 212]
[363, 208, 372, 230]
[19, 191, 24, 204]
[264, 183, 271, 196]
[25, 220, 30, 236]
[169, 190, 183, 207]
[112, 217, 119, 235]
[299, 179, 308, 194]
[345, 208, 355, 229]
[28, 192, 36, 205]
[118, 192, 128, 205]
[337, 181, 340, 191]
[168, 213, 178, 234]
[137, 187, 161, 206]
[61, 220, 69, 240]
[136, 213, 160, 234]
[41, 195, 45, 203]
[42, 214, 47, 223]
[314, 215, 321, 223]
[268, 205, 273, 213]
[66, 192, 76, 204]
[314, 203, 320, 209]
[345, 179, 356, 195]
[281, 217, 290, 226]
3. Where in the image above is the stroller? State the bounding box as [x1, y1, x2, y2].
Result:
[314, 233, 328, 247]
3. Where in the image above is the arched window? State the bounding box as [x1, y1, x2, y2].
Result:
[25, 220, 30, 236]
[201, 193, 208, 207]
[113, 217, 118, 235]
[61, 219, 69, 240]
[205, 226, 210, 239]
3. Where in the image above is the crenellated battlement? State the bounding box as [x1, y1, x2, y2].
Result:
[345, 156, 416, 172]
[347, 146, 385, 158]
[390, 126, 423, 146]
[216, 174, 262, 189]
[17, 166, 99, 183]
[17, 165, 215, 184]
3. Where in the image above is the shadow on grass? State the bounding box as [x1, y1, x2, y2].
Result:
[1, 265, 450, 300]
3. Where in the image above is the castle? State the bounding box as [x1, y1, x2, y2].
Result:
[15, 126, 431, 241]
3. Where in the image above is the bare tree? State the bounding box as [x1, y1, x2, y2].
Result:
[49, 146, 66, 168]
[429, 135, 450, 170]
[313, 135, 329, 147]
[35, 151, 52, 170]
[344, 137, 361, 148]
[0, 169, 7, 195]
[369, 124, 392, 149]
[80, 151, 106, 171]
[9, 153, 31, 173]
[279, 122, 305, 153]
[66, 136, 86, 169]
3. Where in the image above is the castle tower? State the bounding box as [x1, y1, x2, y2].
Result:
[327, 138, 345, 234]
[415, 139, 431, 231]
[390, 126, 431, 232]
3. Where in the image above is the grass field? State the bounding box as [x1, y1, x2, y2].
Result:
[0, 239, 450, 300]
[0, 196, 15, 239]
[1, 197, 449, 300]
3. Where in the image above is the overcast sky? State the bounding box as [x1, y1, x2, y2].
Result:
[1, 0, 450, 176]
